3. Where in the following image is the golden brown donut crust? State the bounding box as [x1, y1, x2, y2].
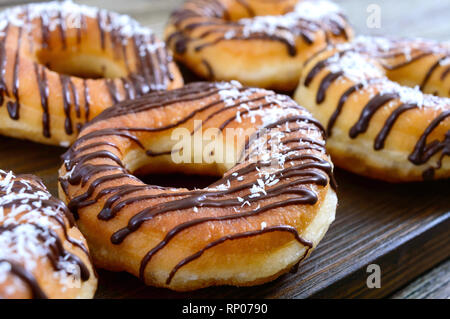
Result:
[0, 1, 183, 146]
[294, 36, 450, 182]
[165, 0, 352, 91]
[58, 81, 337, 291]
[0, 170, 97, 299]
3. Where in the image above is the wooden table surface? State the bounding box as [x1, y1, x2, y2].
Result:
[0, 0, 448, 299]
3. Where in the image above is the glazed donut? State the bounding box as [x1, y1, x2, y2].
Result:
[0, 170, 97, 299]
[294, 36, 450, 182]
[165, 0, 352, 91]
[0, 0, 182, 147]
[58, 81, 337, 291]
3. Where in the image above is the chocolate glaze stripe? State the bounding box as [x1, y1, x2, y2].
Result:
[374, 103, 417, 150]
[76, 12, 86, 46]
[60, 75, 74, 135]
[57, 10, 67, 50]
[66, 129, 146, 161]
[120, 77, 132, 100]
[0, 259, 47, 299]
[97, 10, 106, 50]
[68, 173, 141, 217]
[316, 71, 343, 104]
[83, 79, 90, 121]
[40, 12, 50, 49]
[70, 78, 80, 118]
[303, 50, 351, 88]
[441, 66, 450, 81]
[409, 110, 450, 165]
[105, 79, 120, 104]
[327, 83, 363, 136]
[304, 59, 331, 87]
[193, 34, 299, 56]
[93, 184, 174, 217]
[33, 63, 51, 138]
[0, 23, 9, 103]
[6, 25, 22, 120]
[264, 115, 326, 136]
[166, 225, 312, 284]
[420, 55, 450, 91]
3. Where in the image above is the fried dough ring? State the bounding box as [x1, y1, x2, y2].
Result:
[165, 0, 352, 91]
[58, 81, 337, 291]
[0, 0, 182, 146]
[294, 36, 450, 181]
[0, 170, 97, 299]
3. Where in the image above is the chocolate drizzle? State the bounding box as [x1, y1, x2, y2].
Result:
[348, 93, 398, 138]
[0, 1, 176, 141]
[60, 82, 335, 285]
[165, 225, 312, 285]
[408, 111, 450, 166]
[6, 26, 22, 120]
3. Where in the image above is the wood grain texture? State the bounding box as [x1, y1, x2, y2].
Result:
[390, 259, 450, 299]
[0, 0, 448, 299]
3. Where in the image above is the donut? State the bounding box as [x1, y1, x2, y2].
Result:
[294, 36, 450, 182]
[165, 0, 352, 91]
[0, 170, 97, 299]
[58, 81, 337, 291]
[0, 0, 183, 147]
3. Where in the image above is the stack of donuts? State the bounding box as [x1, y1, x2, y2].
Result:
[0, 0, 447, 298]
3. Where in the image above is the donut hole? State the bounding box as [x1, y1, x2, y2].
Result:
[36, 49, 127, 79]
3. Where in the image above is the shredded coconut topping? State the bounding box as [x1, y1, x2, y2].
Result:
[328, 51, 384, 83]
[237, 0, 343, 42]
[0, 170, 82, 293]
[340, 35, 450, 57]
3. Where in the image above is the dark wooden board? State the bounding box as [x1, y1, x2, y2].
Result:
[390, 259, 450, 299]
[0, 134, 448, 299]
